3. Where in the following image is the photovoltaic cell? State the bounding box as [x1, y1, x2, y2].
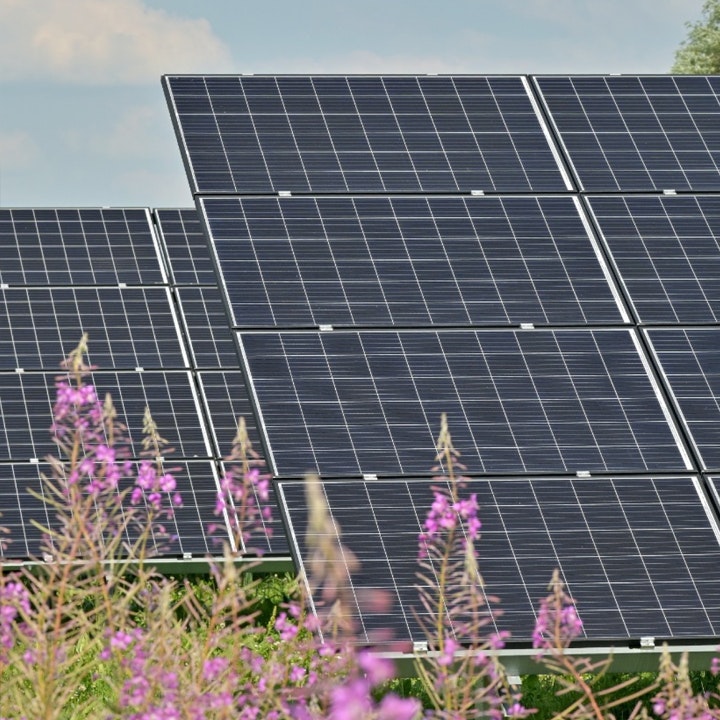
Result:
[646, 328, 720, 471]
[586, 195, 720, 324]
[203, 194, 625, 328]
[154, 208, 218, 285]
[278, 476, 720, 643]
[175, 286, 240, 368]
[535, 75, 720, 192]
[0, 208, 166, 285]
[0, 287, 187, 371]
[164, 75, 571, 195]
[240, 329, 690, 477]
[0, 460, 224, 559]
[0, 370, 210, 462]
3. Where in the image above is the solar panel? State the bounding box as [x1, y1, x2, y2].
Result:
[278, 476, 720, 643]
[154, 208, 218, 285]
[0, 287, 187, 371]
[0, 463, 54, 559]
[196, 371, 288, 553]
[175, 286, 240, 368]
[0, 460, 223, 559]
[164, 75, 572, 195]
[586, 194, 720, 324]
[0, 208, 166, 285]
[646, 328, 720, 471]
[202, 194, 626, 328]
[0, 370, 210, 462]
[196, 370, 262, 457]
[239, 329, 691, 477]
[535, 76, 720, 192]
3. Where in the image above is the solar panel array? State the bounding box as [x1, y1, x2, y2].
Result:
[7, 74, 720, 646]
[0, 207, 276, 559]
[162, 73, 720, 646]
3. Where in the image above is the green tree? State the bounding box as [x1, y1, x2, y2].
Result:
[673, 0, 720, 73]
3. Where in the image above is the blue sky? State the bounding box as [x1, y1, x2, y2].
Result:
[0, 0, 705, 208]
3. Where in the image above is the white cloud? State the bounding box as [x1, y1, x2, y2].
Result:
[64, 103, 165, 158]
[502, 0, 702, 28]
[115, 167, 192, 206]
[261, 50, 478, 75]
[0, 0, 235, 84]
[0, 130, 40, 169]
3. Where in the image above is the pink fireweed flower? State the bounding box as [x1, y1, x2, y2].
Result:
[0, 580, 31, 662]
[213, 417, 274, 550]
[130, 460, 180, 515]
[328, 678, 372, 720]
[357, 650, 394, 685]
[438, 634, 460, 667]
[376, 694, 421, 720]
[202, 657, 228, 682]
[532, 573, 583, 654]
[274, 611, 298, 641]
[418, 487, 481, 557]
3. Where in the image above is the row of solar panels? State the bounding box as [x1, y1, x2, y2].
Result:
[0, 208, 282, 558]
[160, 75, 720, 645]
[165, 75, 720, 195]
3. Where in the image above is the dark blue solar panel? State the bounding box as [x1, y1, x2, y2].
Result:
[536, 75, 720, 192]
[0, 371, 210, 462]
[587, 195, 720, 324]
[0, 287, 187, 371]
[202, 194, 625, 328]
[0, 208, 166, 285]
[154, 208, 218, 285]
[176, 286, 239, 368]
[164, 75, 571, 195]
[0, 460, 225, 559]
[197, 370, 288, 554]
[278, 476, 720, 643]
[646, 328, 720, 470]
[196, 370, 264, 462]
[240, 329, 690, 477]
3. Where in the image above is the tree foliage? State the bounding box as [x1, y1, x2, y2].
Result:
[673, 0, 720, 73]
